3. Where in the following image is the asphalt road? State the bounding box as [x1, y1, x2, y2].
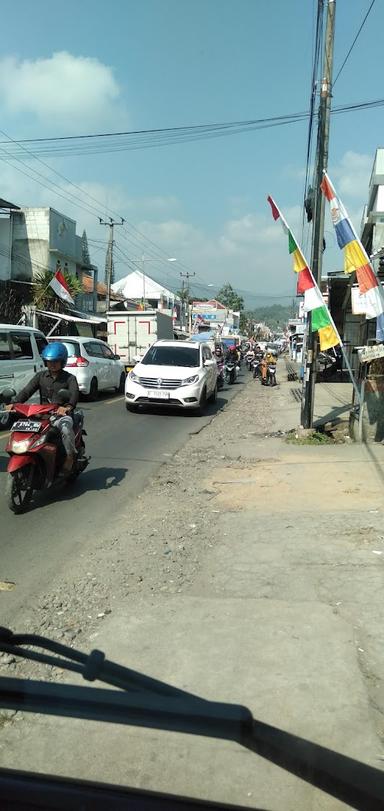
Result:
[0, 380, 241, 628]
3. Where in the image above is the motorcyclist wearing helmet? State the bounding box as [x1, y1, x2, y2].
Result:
[261, 348, 277, 384]
[226, 345, 239, 364]
[214, 344, 224, 362]
[6, 341, 79, 474]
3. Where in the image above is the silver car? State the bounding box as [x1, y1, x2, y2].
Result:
[48, 337, 126, 400]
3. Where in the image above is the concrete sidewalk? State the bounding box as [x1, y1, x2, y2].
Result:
[1, 363, 384, 810]
[313, 382, 353, 427]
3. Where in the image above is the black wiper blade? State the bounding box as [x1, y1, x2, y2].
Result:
[0, 627, 201, 699]
[1, 629, 384, 811]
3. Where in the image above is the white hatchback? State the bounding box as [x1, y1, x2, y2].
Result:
[48, 337, 126, 400]
[125, 340, 218, 414]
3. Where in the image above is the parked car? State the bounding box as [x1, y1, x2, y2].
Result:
[125, 340, 218, 414]
[47, 337, 126, 400]
[0, 324, 48, 429]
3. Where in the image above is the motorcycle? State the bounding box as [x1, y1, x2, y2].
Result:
[225, 361, 238, 385]
[2, 388, 89, 514]
[264, 363, 277, 387]
[252, 354, 263, 379]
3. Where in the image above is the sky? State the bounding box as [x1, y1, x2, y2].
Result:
[0, 0, 383, 308]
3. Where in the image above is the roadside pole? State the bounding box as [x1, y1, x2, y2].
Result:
[301, 0, 336, 427]
[180, 271, 195, 333]
[99, 217, 124, 312]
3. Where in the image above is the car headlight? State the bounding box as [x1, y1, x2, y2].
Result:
[129, 371, 140, 382]
[181, 374, 199, 386]
[11, 439, 31, 453]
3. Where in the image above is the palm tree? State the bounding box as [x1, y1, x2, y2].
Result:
[33, 269, 83, 312]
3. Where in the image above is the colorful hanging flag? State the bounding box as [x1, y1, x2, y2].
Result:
[321, 173, 384, 341]
[49, 268, 75, 305]
[267, 196, 340, 351]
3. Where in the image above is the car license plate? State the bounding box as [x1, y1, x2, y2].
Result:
[12, 420, 41, 433]
[148, 390, 170, 400]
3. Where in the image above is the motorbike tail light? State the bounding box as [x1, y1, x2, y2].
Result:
[66, 356, 89, 367]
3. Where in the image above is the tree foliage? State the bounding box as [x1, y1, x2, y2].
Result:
[216, 283, 244, 312]
[33, 269, 83, 312]
[248, 303, 296, 331]
[81, 230, 91, 267]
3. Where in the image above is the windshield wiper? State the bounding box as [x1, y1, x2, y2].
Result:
[0, 627, 383, 811]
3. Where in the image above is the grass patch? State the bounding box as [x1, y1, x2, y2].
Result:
[286, 430, 333, 445]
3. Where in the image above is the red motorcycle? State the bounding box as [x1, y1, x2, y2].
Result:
[2, 389, 88, 513]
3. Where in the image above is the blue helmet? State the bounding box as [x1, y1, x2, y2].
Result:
[42, 342, 68, 367]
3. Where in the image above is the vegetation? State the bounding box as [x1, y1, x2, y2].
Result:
[33, 269, 83, 311]
[216, 283, 244, 312]
[249, 304, 296, 331]
[286, 430, 333, 445]
[0, 281, 31, 323]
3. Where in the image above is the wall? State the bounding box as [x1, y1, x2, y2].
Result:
[0, 217, 11, 281]
[49, 209, 77, 275]
[11, 208, 79, 281]
[12, 209, 50, 281]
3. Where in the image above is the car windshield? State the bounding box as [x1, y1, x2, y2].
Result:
[142, 346, 199, 367]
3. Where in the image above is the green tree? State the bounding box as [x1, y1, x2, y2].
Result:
[81, 230, 91, 267]
[248, 304, 295, 331]
[216, 283, 244, 311]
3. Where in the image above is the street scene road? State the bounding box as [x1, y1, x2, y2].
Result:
[3, 2, 384, 809]
[0, 385, 238, 629]
[2, 362, 384, 811]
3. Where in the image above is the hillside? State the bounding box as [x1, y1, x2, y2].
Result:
[249, 304, 296, 331]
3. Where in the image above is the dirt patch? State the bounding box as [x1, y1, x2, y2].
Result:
[206, 452, 384, 512]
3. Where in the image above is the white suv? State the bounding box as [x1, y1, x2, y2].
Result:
[48, 337, 126, 400]
[125, 340, 218, 414]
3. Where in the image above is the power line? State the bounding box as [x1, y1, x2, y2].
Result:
[333, 0, 376, 86]
[1, 96, 384, 158]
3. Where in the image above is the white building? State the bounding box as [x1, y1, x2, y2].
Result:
[11, 207, 80, 282]
[112, 269, 178, 313]
[361, 147, 384, 271]
[0, 198, 20, 282]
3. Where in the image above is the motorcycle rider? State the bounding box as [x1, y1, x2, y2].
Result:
[214, 344, 224, 362]
[226, 345, 239, 365]
[261, 348, 277, 385]
[6, 342, 79, 475]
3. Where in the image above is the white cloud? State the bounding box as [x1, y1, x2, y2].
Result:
[0, 52, 127, 130]
[136, 213, 297, 301]
[333, 150, 372, 200]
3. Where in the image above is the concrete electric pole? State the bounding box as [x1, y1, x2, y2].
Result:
[99, 217, 124, 312]
[180, 271, 195, 332]
[301, 0, 336, 428]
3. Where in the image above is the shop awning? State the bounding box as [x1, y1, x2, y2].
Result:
[36, 309, 105, 325]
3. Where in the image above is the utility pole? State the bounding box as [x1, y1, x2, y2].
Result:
[301, 0, 336, 428]
[99, 217, 124, 312]
[180, 271, 195, 332]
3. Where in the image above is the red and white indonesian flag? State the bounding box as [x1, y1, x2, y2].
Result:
[49, 269, 75, 305]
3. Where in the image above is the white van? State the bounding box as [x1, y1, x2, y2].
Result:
[0, 325, 48, 426]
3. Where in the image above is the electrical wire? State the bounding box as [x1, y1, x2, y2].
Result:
[1, 96, 383, 159]
[333, 0, 377, 86]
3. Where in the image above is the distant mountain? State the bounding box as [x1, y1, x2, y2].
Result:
[249, 304, 297, 330]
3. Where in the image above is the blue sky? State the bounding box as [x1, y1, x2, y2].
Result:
[1, 0, 383, 306]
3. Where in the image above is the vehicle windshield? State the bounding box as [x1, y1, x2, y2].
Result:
[142, 346, 199, 367]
